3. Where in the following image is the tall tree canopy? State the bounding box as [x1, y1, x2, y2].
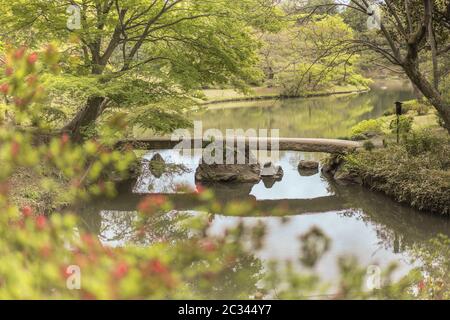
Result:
[0, 0, 281, 137]
[293, 0, 450, 134]
[260, 15, 370, 95]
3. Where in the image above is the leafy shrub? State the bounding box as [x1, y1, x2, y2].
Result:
[416, 104, 430, 116]
[345, 138, 450, 215]
[0, 46, 447, 300]
[363, 140, 375, 151]
[411, 235, 450, 299]
[389, 115, 413, 136]
[404, 129, 445, 157]
[402, 99, 431, 116]
[350, 119, 384, 139]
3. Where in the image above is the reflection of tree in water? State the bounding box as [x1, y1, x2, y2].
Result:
[134, 159, 191, 193]
[81, 207, 265, 298]
[189, 253, 264, 300]
[196, 82, 414, 139]
[331, 182, 450, 254]
[91, 210, 193, 246]
[287, 151, 325, 170]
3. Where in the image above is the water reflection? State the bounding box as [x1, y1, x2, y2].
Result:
[79, 82, 448, 296]
[188, 81, 415, 139]
[79, 149, 450, 293]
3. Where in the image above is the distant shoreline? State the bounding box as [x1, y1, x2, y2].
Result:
[200, 87, 370, 106]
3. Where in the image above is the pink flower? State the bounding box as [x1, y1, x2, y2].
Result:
[199, 239, 216, 252]
[61, 133, 70, 145]
[81, 233, 96, 248]
[14, 47, 26, 60]
[113, 262, 129, 279]
[418, 280, 426, 292]
[0, 83, 9, 94]
[21, 206, 33, 218]
[11, 141, 20, 157]
[137, 195, 167, 214]
[27, 52, 38, 65]
[195, 184, 205, 194]
[35, 215, 47, 230]
[5, 67, 13, 76]
[149, 259, 168, 274]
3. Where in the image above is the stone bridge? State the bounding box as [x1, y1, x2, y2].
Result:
[117, 137, 363, 153]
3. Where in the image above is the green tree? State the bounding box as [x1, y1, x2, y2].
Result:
[260, 15, 370, 95]
[295, 0, 450, 134]
[0, 0, 280, 138]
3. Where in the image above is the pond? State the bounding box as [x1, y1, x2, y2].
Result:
[192, 80, 416, 138]
[80, 80, 450, 298]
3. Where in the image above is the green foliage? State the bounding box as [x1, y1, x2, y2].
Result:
[0, 0, 282, 131]
[402, 99, 431, 116]
[345, 130, 450, 215]
[416, 104, 431, 116]
[363, 140, 375, 151]
[404, 129, 447, 158]
[0, 46, 448, 300]
[411, 235, 450, 299]
[389, 115, 413, 136]
[259, 15, 370, 94]
[350, 119, 384, 140]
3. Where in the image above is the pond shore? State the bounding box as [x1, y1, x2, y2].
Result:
[200, 85, 370, 105]
[330, 108, 450, 216]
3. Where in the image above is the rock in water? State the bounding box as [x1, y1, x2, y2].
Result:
[298, 160, 319, 176]
[320, 156, 341, 176]
[298, 168, 318, 177]
[149, 153, 166, 178]
[333, 165, 362, 185]
[195, 147, 261, 183]
[261, 162, 284, 179]
[261, 162, 284, 188]
[298, 160, 319, 170]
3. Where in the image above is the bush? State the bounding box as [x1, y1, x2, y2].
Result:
[402, 99, 431, 116]
[404, 129, 445, 157]
[1, 45, 447, 300]
[345, 136, 450, 215]
[389, 115, 413, 136]
[363, 140, 375, 151]
[350, 119, 384, 139]
[416, 104, 430, 116]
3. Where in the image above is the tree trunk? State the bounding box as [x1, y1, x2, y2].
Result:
[403, 62, 450, 134]
[63, 96, 107, 140]
[411, 81, 423, 100]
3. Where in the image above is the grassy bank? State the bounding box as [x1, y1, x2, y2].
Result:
[201, 84, 369, 105]
[8, 166, 70, 214]
[340, 99, 450, 215]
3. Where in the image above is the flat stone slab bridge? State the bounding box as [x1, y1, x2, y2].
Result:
[117, 137, 363, 153]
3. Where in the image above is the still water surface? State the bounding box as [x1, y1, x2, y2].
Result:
[81, 80, 450, 297]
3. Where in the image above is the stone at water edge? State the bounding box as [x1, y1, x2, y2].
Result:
[298, 160, 319, 170]
[149, 153, 166, 178]
[298, 168, 318, 177]
[195, 147, 261, 183]
[333, 165, 363, 185]
[261, 162, 284, 180]
[298, 160, 319, 176]
[320, 156, 341, 176]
